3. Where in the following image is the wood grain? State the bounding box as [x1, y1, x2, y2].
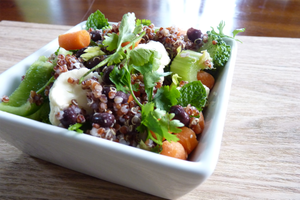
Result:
[0, 21, 300, 199]
[1, 0, 300, 38]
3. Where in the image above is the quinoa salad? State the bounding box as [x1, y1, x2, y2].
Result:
[0, 10, 244, 160]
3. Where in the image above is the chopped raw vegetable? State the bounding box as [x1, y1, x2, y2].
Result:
[58, 30, 91, 50]
[170, 50, 213, 82]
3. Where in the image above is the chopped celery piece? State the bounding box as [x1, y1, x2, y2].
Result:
[170, 50, 212, 82]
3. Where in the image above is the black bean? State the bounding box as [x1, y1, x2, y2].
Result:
[102, 65, 114, 84]
[75, 47, 87, 58]
[102, 86, 116, 97]
[60, 107, 78, 128]
[115, 91, 129, 104]
[90, 30, 102, 41]
[169, 105, 190, 126]
[187, 28, 202, 42]
[92, 113, 115, 127]
[85, 56, 102, 69]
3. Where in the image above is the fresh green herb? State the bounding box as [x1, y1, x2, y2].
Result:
[177, 81, 207, 112]
[136, 19, 152, 26]
[109, 63, 131, 93]
[131, 48, 171, 101]
[85, 10, 109, 30]
[138, 102, 182, 145]
[211, 21, 245, 43]
[102, 32, 119, 51]
[153, 85, 180, 111]
[68, 123, 84, 133]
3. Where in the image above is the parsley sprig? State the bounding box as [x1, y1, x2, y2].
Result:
[211, 21, 245, 43]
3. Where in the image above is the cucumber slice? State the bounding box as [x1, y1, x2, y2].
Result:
[0, 56, 54, 118]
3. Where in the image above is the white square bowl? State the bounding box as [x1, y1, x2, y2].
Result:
[0, 22, 237, 199]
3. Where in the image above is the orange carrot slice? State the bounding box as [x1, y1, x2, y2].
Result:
[191, 112, 205, 135]
[197, 70, 215, 89]
[58, 30, 90, 50]
[127, 94, 134, 103]
[176, 127, 198, 154]
[160, 141, 187, 160]
[121, 39, 141, 49]
[117, 32, 141, 49]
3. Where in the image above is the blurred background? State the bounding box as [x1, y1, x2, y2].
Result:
[0, 0, 300, 37]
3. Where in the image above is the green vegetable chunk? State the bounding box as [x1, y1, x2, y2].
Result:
[0, 56, 54, 118]
[199, 33, 231, 68]
[199, 21, 245, 68]
[177, 81, 207, 112]
[170, 50, 212, 82]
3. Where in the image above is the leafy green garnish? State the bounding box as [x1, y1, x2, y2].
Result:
[129, 48, 154, 66]
[109, 63, 131, 93]
[102, 13, 142, 52]
[85, 10, 109, 30]
[68, 123, 84, 133]
[177, 81, 207, 111]
[153, 85, 180, 111]
[211, 21, 245, 43]
[131, 48, 171, 101]
[102, 33, 118, 51]
[138, 103, 182, 145]
[136, 19, 152, 26]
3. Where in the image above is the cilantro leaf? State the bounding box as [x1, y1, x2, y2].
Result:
[101, 12, 144, 66]
[130, 48, 153, 66]
[109, 64, 131, 93]
[136, 19, 152, 26]
[153, 85, 180, 111]
[107, 50, 126, 66]
[102, 33, 119, 51]
[177, 81, 207, 111]
[211, 20, 245, 43]
[232, 28, 246, 41]
[131, 48, 171, 101]
[133, 62, 171, 101]
[138, 103, 181, 145]
[85, 10, 109, 30]
[159, 112, 183, 134]
[117, 13, 139, 49]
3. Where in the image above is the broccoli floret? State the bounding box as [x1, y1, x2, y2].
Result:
[199, 21, 245, 68]
[199, 31, 231, 68]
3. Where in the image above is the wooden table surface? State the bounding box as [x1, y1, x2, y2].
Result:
[1, 0, 300, 199]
